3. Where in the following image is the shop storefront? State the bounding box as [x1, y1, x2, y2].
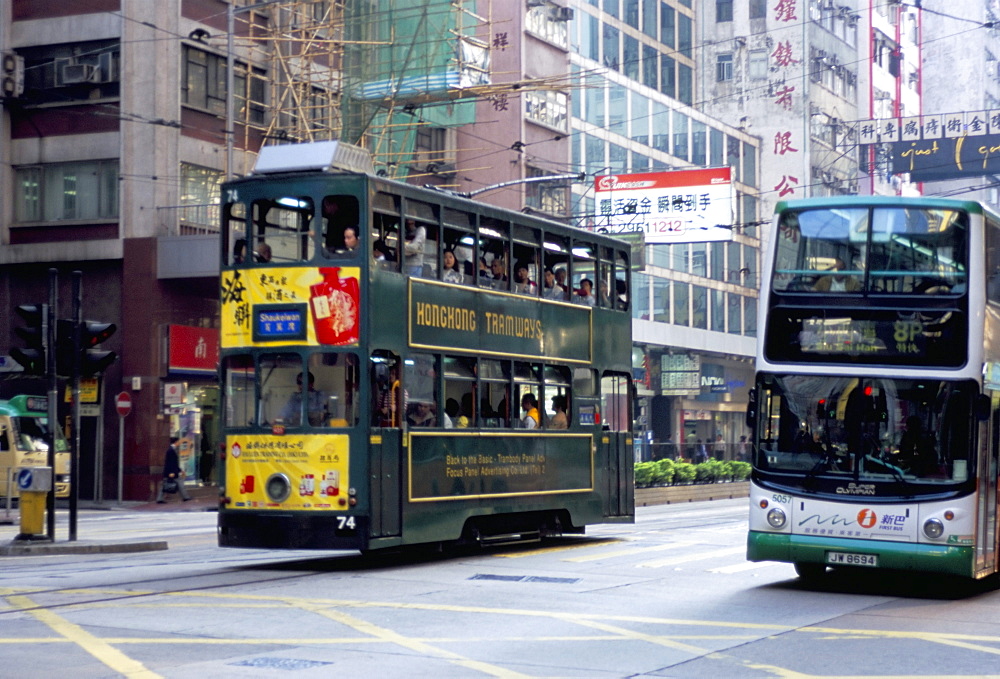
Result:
[164, 325, 219, 485]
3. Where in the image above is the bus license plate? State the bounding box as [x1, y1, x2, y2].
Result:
[826, 551, 877, 567]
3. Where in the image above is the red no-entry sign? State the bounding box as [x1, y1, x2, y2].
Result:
[115, 391, 132, 417]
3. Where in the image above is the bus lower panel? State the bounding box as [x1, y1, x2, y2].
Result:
[219, 511, 369, 551]
[747, 531, 975, 578]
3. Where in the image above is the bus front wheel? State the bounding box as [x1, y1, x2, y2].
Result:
[794, 562, 828, 579]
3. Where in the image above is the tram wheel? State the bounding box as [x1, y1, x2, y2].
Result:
[793, 562, 828, 579]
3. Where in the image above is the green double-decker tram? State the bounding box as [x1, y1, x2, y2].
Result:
[217, 142, 634, 552]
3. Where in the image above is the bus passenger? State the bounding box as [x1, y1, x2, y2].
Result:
[404, 219, 426, 276]
[280, 371, 327, 426]
[520, 393, 540, 430]
[814, 258, 860, 292]
[442, 248, 464, 284]
[373, 238, 396, 270]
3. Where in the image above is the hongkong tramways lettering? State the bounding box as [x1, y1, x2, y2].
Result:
[414, 302, 543, 341]
[415, 302, 477, 332]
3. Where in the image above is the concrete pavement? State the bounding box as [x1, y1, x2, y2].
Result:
[0, 482, 219, 556]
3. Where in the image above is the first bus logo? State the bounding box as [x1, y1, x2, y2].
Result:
[857, 508, 878, 528]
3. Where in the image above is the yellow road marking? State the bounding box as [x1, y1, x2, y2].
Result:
[491, 538, 621, 558]
[7, 594, 160, 678]
[308, 605, 532, 678]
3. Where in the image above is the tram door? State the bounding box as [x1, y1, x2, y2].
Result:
[602, 374, 634, 518]
[369, 353, 402, 539]
[975, 393, 1000, 575]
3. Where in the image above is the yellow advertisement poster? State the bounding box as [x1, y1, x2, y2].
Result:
[225, 433, 350, 511]
[220, 266, 361, 348]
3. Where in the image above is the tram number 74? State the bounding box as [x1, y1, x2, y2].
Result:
[336, 516, 356, 530]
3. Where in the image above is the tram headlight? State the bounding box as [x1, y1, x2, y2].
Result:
[265, 473, 291, 503]
[923, 517, 944, 539]
[766, 507, 787, 529]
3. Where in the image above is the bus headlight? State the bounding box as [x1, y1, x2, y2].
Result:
[766, 507, 787, 529]
[923, 518, 944, 539]
[265, 474, 291, 503]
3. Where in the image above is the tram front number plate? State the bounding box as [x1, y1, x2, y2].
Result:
[826, 551, 878, 567]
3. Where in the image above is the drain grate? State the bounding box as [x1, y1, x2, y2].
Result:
[230, 657, 333, 670]
[470, 573, 579, 584]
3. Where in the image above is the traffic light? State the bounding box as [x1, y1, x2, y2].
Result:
[79, 320, 117, 377]
[55, 319, 117, 377]
[10, 304, 47, 376]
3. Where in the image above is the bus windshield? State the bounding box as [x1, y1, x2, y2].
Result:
[754, 375, 975, 492]
[773, 206, 968, 294]
[12, 416, 69, 453]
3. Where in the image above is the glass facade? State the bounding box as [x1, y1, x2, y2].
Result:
[567, 0, 760, 456]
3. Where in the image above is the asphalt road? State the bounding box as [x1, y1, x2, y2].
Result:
[1, 500, 999, 678]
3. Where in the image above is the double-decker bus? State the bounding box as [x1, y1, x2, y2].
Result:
[747, 195, 1000, 579]
[217, 142, 634, 552]
[0, 395, 71, 499]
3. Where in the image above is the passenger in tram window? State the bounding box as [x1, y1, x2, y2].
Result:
[520, 393, 540, 430]
[343, 225, 359, 252]
[577, 278, 596, 306]
[280, 371, 327, 426]
[542, 267, 566, 300]
[441, 248, 464, 284]
[513, 262, 538, 295]
[549, 395, 568, 430]
[406, 400, 436, 427]
[490, 256, 509, 289]
[443, 398, 461, 428]
[254, 242, 272, 263]
[404, 219, 427, 276]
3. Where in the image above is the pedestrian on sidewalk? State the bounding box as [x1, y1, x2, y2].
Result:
[156, 436, 191, 503]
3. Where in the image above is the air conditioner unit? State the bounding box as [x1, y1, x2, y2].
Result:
[552, 6, 573, 21]
[2, 51, 24, 99]
[526, 0, 546, 7]
[60, 62, 99, 85]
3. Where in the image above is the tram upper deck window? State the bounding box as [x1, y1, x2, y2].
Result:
[224, 201, 248, 266]
[773, 206, 968, 294]
[543, 235, 570, 301]
[571, 243, 596, 305]
[321, 195, 361, 259]
[372, 191, 401, 271]
[443, 208, 476, 283]
[512, 225, 541, 296]
[480, 217, 510, 291]
[252, 197, 314, 263]
[403, 200, 438, 278]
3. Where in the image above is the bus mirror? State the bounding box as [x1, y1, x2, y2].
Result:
[977, 394, 991, 421]
[745, 389, 757, 429]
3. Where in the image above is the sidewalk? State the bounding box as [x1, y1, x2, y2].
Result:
[0, 483, 219, 556]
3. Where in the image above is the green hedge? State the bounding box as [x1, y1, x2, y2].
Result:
[634, 459, 750, 488]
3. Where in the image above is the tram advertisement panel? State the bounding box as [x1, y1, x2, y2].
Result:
[221, 266, 362, 348]
[226, 433, 350, 511]
[408, 432, 594, 502]
[409, 280, 592, 362]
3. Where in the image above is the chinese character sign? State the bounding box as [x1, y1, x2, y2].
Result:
[594, 168, 734, 244]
